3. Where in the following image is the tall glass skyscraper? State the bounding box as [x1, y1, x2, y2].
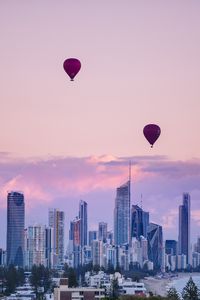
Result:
[79, 200, 88, 247]
[6, 191, 25, 267]
[131, 205, 149, 239]
[147, 222, 163, 270]
[178, 193, 191, 265]
[114, 181, 130, 246]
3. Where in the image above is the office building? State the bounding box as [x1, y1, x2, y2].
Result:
[6, 191, 25, 267]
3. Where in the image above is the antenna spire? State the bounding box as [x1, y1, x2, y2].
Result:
[129, 160, 131, 183]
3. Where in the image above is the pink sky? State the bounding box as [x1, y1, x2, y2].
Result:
[0, 1, 200, 247]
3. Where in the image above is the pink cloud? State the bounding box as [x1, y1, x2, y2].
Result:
[192, 210, 200, 226]
[0, 154, 200, 242]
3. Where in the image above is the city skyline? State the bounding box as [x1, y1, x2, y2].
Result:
[0, 1, 200, 252]
[2, 187, 197, 271]
[0, 154, 200, 248]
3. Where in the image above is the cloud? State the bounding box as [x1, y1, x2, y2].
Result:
[0, 153, 200, 247]
[192, 210, 200, 226]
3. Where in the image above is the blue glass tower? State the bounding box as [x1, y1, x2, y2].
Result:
[114, 181, 130, 246]
[6, 191, 25, 267]
[147, 223, 163, 270]
[131, 205, 149, 239]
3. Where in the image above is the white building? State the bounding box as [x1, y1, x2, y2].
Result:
[54, 278, 105, 300]
[25, 225, 46, 269]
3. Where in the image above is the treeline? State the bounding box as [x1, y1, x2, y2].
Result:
[1, 264, 200, 300]
[0, 265, 24, 295]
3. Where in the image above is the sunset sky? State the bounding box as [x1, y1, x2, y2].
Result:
[0, 1, 200, 248]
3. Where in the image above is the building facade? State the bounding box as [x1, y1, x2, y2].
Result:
[114, 181, 130, 246]
[131, 205, 149, 239]
[6, 191, 25, 267]
[147, 223, 163, 270]
[25, 225, 46, 269]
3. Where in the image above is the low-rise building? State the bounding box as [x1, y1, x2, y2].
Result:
[54, 278, 105, 300]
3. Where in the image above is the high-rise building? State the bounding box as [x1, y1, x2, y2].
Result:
[114, 181, 130, 246]
[26, 225, 46, 269]
[49, 209, 65, 266]
[178, 193, 191, 265]
[147, 223, 163, 270]
[98, 222, 107, 242]
[69, 217, 81, 268]
[45, 227, 54, 269]
[89, 231, 97, 246]
[131, 205, 149, 239]
[79, 200, 88, 247]
[6, 191, 25, 267]
[165, 240, 177, 256]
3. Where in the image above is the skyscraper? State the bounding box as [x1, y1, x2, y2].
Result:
[114, 180, 130, 246]
[98, 222, 107, 242]
[45, 227, 54, 269]
[26, 225, 46, 269]
[165, 240, 177, 256]
[69, 217, 81, 268]
[147, 223, 163, 270]
[49, 208, 65, 266]
[6, 191, 25, 267]
[178, 193, 191, 265]
[79, 200, 88, 247]
[131, 205, 149, 239]
[89, 231, 97, 246]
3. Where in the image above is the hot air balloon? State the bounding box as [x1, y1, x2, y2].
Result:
[143, 124, 161, 148]
[63, 58, 81, 81]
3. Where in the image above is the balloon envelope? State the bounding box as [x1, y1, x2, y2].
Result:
[143, 124, 161, 147]
[63, 58, 81, 81]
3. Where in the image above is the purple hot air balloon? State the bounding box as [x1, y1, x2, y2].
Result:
[143, 124, 161, 148]
[63, 58, 81, 81]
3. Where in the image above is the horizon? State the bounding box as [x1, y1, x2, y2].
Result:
[0, 153, 200, 250]
[1, 1, 200, 257]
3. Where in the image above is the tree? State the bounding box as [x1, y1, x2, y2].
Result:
[68, 268, 78, 288]
[111, 278, 119, 299]
[182, 277, 200, 300]
[167, 287, 180, 300]
[30, 265, 52, 298]
[5, 265, 17, 294]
